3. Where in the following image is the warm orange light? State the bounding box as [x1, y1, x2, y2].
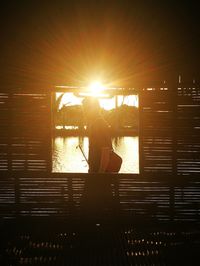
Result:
[88, 80, 105, 96]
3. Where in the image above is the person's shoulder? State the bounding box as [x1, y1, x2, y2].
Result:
[91, 117, 109, 131]
[96, 117, 109, 128]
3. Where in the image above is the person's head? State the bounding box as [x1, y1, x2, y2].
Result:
[82, 97, 101, 122]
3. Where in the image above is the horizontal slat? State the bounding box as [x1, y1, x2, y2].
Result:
[0, 173, 199, 223]
[0, 90, 51, 172]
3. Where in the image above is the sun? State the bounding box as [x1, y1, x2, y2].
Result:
[56, 80, 139, 111]
[88, 80, 105, 96]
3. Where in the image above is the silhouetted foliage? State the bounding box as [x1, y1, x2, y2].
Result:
[54, 104, 138, 131]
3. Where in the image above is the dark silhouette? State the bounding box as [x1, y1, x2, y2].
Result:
[82, 97, 113, 173]
[80, 97, 119, 223]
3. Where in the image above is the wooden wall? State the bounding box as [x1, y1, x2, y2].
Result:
[0, 173, 199, 223]
[0, 85, 199, 223]
[139, 84, 200, 176]
[0, 89, 52, 172]
[176, 86, 200, 175]
[139, 87, 174, 174]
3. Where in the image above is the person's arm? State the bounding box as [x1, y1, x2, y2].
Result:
[99, 147, 111, 173]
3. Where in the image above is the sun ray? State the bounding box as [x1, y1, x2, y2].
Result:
[88, 80, 105, 96]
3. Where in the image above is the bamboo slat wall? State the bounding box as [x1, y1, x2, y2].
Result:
[0, 89, 52, 172]
[139, 88, 174, 174]
[177, 86, 200, 175]
[0, 85, 199, 223]
[0, 173, 199, 223]
[139, 84, 200, 176]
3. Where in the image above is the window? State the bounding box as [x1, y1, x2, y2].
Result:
[52, 90, 139, 173]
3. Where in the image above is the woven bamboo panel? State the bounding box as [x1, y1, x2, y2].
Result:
[0, 173, 199, 223]
[0, 90, 52, 172]
[139, 85, 200, 176]
[139, 88, 174, 174]
[177, 86, 200, 175]
[0, 85, 199, 224]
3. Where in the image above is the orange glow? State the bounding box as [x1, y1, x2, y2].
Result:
[76, 80, 106, 97]
[84, 80, 111, 98]
[57, 92, 138, 110]
[78, 92, 110, 98]
[88, 81, 104, 94]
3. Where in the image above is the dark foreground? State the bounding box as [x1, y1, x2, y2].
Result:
[1, 220, 200, 266]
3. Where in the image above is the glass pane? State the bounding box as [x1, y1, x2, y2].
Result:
[52, 92, 139, 173]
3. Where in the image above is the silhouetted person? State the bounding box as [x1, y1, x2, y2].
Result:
[81, 97, 114, 223]
[82, 97, 112, 173]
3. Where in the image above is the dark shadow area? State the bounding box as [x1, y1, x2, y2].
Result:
[1, 219, 200, 265]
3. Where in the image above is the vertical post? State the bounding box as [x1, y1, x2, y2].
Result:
[115, 95, 118, 108]
[138, 89, 144, 176]
[170, 83, 178, 221]
[51, 91, 56, 138]
[172, 84, 178, 177]
[47, 90, 52, 173]
[8, 92, 12, 173]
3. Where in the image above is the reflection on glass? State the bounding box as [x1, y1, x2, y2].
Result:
[53, 92, 139, 173]
[52, 136, 139, 173]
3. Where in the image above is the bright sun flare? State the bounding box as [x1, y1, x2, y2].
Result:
[56, 80, 138, 110]
[89, 81, 103, 92]
[88, 81, 105, 95]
